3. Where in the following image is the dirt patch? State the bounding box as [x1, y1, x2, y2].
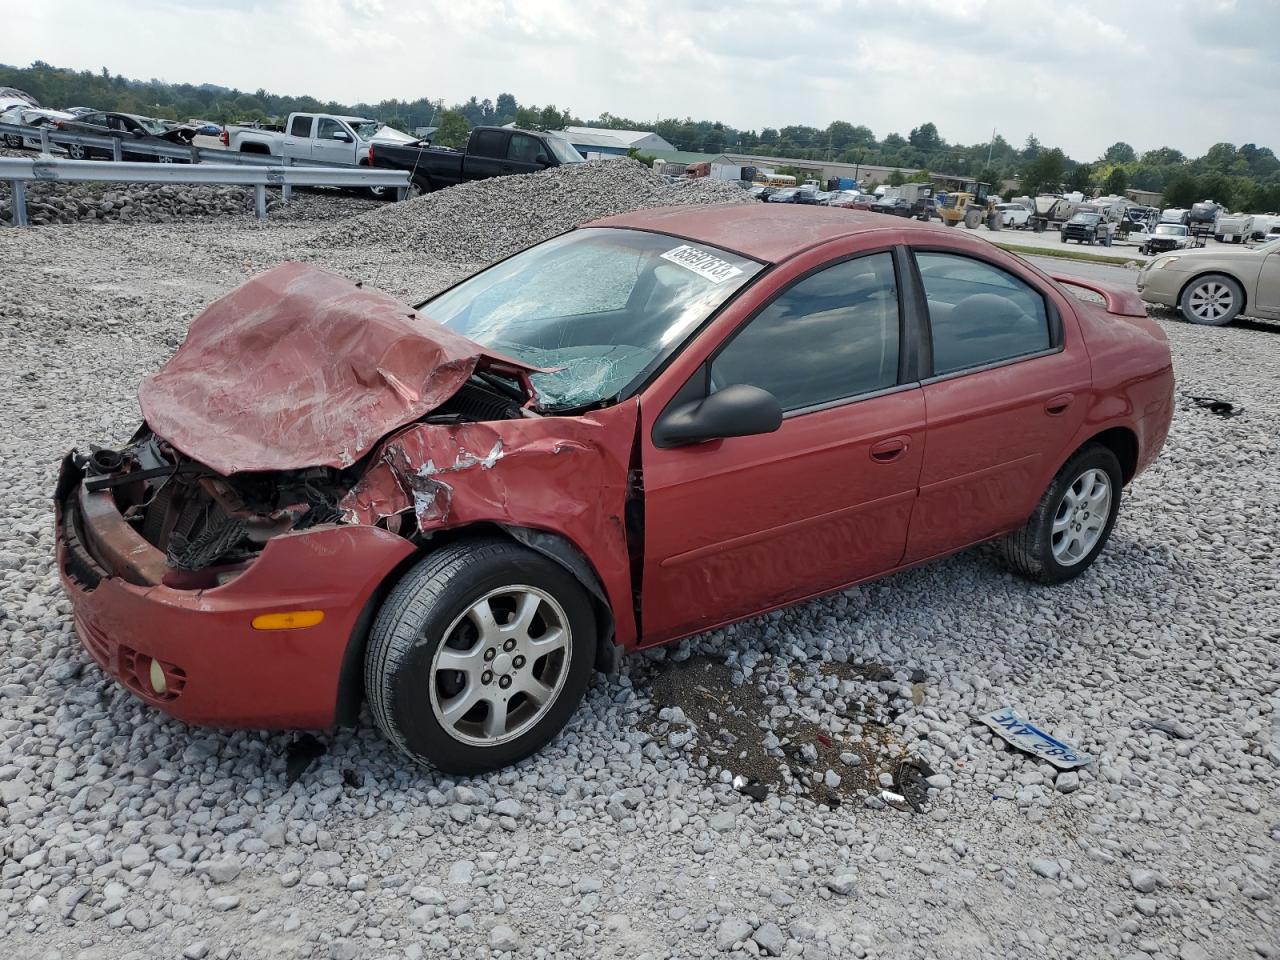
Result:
[645, 654, 931, 810]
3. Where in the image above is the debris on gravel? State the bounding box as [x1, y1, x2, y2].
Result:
[0, 175, 1277, 960]
[312, 156, 752, 262]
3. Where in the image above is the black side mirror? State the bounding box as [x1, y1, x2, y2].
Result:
[131, 129, 146, 138]
[654, 384, 783, 447]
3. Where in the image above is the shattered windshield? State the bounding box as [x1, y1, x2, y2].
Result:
[422, 228, 761, 411]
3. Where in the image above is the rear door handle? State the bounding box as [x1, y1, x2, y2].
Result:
[869, 436, 910, 463]
[1045, 393, 1074, 416]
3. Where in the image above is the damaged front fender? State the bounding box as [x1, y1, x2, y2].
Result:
[339, 404, 640, 647]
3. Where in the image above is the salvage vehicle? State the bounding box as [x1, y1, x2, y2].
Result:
[0, 106, 76, 149]
[870, 196, 915, 217]
[996, 202, 1031, 228]
[1061, 211, 1108, 245]
[1137, 236, 1280, 325]
[55, 111, 199, 161]
[1139, 223, 1192, 255]
[221, 112, 415, 162]
[370, 126, 584, 197]
[56, 207, 1174, 773]
[220, 112, 416, 196]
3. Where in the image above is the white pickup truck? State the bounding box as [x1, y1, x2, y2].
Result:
[219, 111, 415, 168]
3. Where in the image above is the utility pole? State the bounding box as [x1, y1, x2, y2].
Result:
[986, 127, 996, 168]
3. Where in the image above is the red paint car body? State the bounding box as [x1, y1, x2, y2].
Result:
[56, 206, 1173, 734]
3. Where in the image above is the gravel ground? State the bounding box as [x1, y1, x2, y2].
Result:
[0, 161, 1276, 960]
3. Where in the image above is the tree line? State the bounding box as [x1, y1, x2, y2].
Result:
[5, 60, 1279, 211]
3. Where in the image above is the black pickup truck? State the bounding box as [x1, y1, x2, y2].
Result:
[368, 126, 584, 196]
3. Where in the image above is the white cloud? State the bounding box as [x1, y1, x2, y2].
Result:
[3, 0, 1278, 158]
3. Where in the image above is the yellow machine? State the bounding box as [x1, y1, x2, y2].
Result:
[937, 181, 999, 229]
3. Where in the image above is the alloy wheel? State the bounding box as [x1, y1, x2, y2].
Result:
[1188, 281, 1235, 322]
[429, 585, 571, 746]
[1051, 468, 1112, 566]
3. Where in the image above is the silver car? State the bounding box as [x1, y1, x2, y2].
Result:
[1136, 238, 1280, 325]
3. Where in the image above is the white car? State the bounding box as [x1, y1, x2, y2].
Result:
[995, 202, 1031, 228]
[0, 106, 77, 150]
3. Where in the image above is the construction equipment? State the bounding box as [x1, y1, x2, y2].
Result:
[937, 181, 997, 229]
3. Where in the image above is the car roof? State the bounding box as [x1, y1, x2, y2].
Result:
[587, 204, 955, 263]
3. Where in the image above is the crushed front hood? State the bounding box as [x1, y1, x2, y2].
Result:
[138, 262, 536, 475]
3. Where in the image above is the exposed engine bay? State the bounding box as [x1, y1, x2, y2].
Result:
[79, 375, 529, 573]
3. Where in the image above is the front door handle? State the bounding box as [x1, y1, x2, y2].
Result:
[869, 436, 910, 463]
[1044, 393, 1074, 416]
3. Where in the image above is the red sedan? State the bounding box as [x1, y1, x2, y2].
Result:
[56, 206, 1173, 773]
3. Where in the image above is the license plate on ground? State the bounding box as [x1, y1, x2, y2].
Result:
[980, 707, 1091, 768]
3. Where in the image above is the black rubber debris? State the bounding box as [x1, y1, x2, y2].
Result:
[284, 733, 326, 785]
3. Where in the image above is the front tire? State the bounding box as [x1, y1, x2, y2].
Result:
[1000, 444, 1122, 585]
[365, 538, 597, 774]
[1179, 273, 1244, 326]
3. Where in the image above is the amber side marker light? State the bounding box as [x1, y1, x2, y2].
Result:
[251, 610, 326, 631]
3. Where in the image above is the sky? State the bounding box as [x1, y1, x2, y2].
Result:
[4, 0, 1279, 160]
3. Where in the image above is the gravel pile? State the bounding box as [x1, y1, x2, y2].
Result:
[313, 157, 753, 262]
[0, 182, 255, 226]
[0, 178, 385, 227]
[0, 202, 1276, 959]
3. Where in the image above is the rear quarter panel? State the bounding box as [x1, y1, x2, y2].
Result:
[1069, 299, 1174, 476]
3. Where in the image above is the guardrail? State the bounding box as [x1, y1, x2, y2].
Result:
[0, 120, 352, 168]
[1, 156, 410, 226]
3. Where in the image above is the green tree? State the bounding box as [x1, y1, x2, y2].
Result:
[434, 109, 471, 148]
[887, 170, 906, 186]
[1141, 146, 1185, 166]
[1067, 163, 1092, 192]
[1163, 174, 1198, 208]
[1021, 148, 1067, 196]
[908, 122, 944, 153]
[1104, 167, 1128, 195]
[1102, 141, 1136, 164]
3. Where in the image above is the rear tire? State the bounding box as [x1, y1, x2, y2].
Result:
[3, 134, 21, 148]
[1179, 273, 1244, 326]
[365, 538, 597, 774]
[999, 444, 1122, 585]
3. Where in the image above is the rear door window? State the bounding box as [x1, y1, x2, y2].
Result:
[914, 253, 1051, 376]
[470, 129, 506, 158]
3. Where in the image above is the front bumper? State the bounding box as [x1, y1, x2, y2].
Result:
[55, 456, 415, 728]
[1135, 270, 1181, 308]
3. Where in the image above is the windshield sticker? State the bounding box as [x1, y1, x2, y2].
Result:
[660, 245, 743, 284]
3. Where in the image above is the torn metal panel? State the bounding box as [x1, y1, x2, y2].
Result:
[138, 262, 538, 475]
[339, 403, 641, 646]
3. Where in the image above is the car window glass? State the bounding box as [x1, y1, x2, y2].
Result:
[316, 118, 342, 139]
[289, 115, 313, 137]
[915, 253, 1050, 376]
[508, 134, 543, 163]
[471, 129, 506, 158]
[711, 253, 900, 412]
[108, 116, 127, 132]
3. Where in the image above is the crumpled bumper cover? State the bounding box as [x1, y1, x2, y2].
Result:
[55, 457, 414, 729]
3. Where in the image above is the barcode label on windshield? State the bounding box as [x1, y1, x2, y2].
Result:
[661, 245, 743, 284]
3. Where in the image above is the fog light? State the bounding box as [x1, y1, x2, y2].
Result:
[251, 610, 325, 630]
[148, 658, 167, 695]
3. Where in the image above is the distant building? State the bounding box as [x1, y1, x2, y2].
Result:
[1126, 188, 1163, 208]
[557, 129, 632, 159]
[560, 125, 676, 156]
